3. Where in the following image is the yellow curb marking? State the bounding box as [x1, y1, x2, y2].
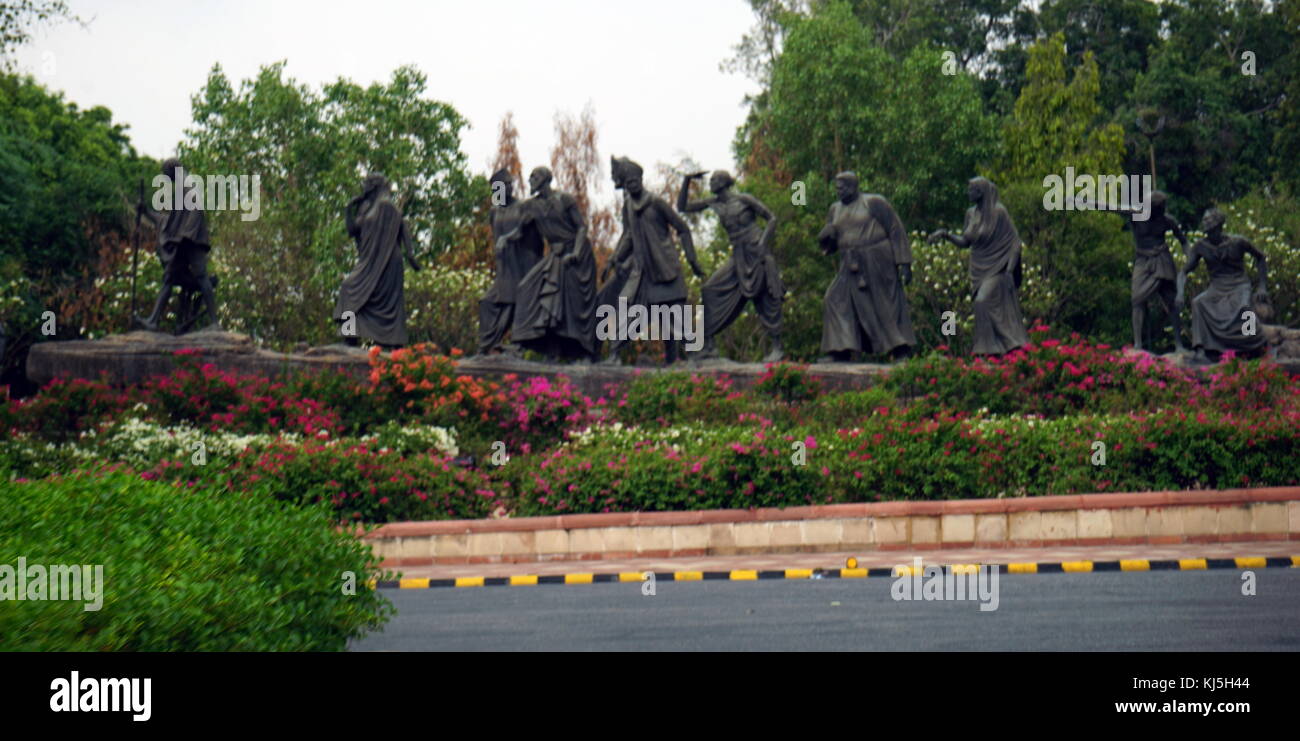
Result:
[387, 554, 1300, 589]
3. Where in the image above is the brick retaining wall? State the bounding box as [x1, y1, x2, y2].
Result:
[363, 487, 1300, 566]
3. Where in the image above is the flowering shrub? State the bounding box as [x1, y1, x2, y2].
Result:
[836, 407, 1300, 500]
[215, 440, 499, 522]
[612, 371, 745, 426]
[0, 375, 131, 442]
[754, 361, 823, 403]
[497, 374, 594, 450]
[510, 421, 839, 515]
[405, 265, 493, 356]
[884, 328, 1299, 418]
[143, 352, 342, 436]
[5, 322, 1300, 522]
[77, 416, 302, 470]
[367, 344, 503, 431]
[362, 420, 459, 457]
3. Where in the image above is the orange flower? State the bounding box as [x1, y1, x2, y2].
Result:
[404, 382, 417, 393]
[368, 346, 381, 360]
[450, 347, 464, 357]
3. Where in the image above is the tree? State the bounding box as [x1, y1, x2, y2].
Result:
[490, 111, 524, 195]
[0, 73, 151, 387]
[1034, 0, 1161, 112]
[991, 33, 1131, 343]
[0, 1, 75, 64]
[1124, 0, 1290, 214]
[762, 1, 998, 224]
[179, 62, 484, 345]
[549, 104, 617, 265]
[1274, 0, 1300, 194]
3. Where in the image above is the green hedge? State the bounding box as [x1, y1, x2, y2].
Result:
[0, 473, 393, 651]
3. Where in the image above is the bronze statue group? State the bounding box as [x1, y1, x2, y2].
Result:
[134, 157, 1273, 367]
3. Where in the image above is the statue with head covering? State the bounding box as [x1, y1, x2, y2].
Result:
[477, 168, 545, 355]
[677, 168, 784, 361]
[1175, 208, 1270, 362]
[333, 173, 422, 349]
[817, 171, 915, 362]
[928, 177, 1030, 355]
[597, 156, 705, 365]
[510, 165, 599, 362]
[133, 157, 219, 333]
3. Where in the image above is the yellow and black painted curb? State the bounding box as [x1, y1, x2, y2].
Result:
[372, 555, 1300, 589]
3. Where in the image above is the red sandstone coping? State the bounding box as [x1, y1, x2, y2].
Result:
[361, 486, 1300, 539]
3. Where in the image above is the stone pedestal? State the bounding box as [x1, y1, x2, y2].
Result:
[25, 333, 894, 396]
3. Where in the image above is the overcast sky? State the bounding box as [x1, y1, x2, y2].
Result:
[10, 0, 761, 184]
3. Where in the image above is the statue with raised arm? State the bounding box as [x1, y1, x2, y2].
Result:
[677, 170, 784, 361]
[1175, 208, 1269, 362]
[928, 177, 1029, 356]
[333, 173, 422, 349]
[478, 168, 545, 355]
[133, 158, 219, 333]
[511, 166, 598, 362]
[597, 156, 705, 365]
[1075, 189, 1188, 352]
[818, 171, 915, 362]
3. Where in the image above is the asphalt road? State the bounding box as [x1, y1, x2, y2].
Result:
[350, 570, 1300, 651]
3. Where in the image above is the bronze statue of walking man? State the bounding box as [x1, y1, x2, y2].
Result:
[133, 158, 219, 333]
[818, 171, 915, 362]
[512, 166, 599, 362]
[1076, 189, 1188, 352]
[677, 170, 784, 361]
[597, 157, 704, 365]
[478, 169, 544, 355]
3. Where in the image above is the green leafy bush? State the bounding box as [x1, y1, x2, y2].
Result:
[0, 473, 393, 651]
[754, 361, 823, 403]
[612, 371, 745, 427]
